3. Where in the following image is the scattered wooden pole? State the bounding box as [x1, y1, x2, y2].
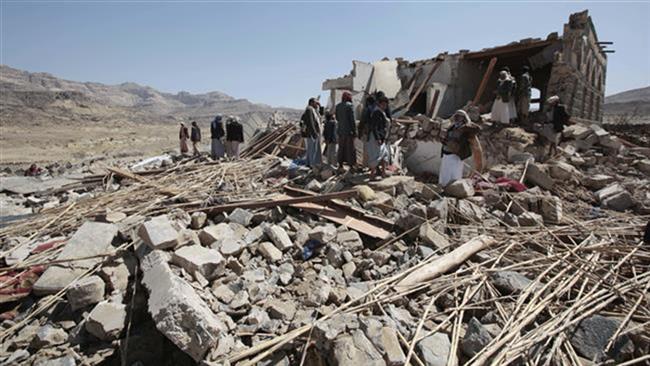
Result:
[404, 55, 444, 113]
[397, 235, 496, 289]
[472, 56, 498, 105]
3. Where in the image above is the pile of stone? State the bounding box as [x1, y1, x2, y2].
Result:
[0, 122, 648, 366]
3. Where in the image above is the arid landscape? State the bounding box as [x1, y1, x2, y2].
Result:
[0, 65, 299, 169]
[1, 65, 648, 171]
[1, 6, 649, 365]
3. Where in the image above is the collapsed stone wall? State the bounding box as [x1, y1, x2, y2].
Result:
[546, 10, 607, 122]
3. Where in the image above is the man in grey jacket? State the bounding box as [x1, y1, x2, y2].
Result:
[335, 92, 357, 172]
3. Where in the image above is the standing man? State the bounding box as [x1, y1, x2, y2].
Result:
[302, 97, 323, 168]
[190, 121, 202, 156]
[323, 111, 337, 165]
[367, 95, 390, 179]
[491, 71, 516, 124]
[439, 110, 483, 186]
[358, 94, 375, 169]
[336, 91, 357, 173]
[179, 122, 189, 155]
[210, 115, 226, 160]
[544, 95, 571, 155]
[517, 66, 532, 125]
[226, 116, 244, 159]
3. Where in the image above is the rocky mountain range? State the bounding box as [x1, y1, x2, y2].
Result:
[0, 65, 299, 134]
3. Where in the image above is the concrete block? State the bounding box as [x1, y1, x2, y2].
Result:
[172, 245, 225, 280]
[141, 250, 224, 361]
[85, 301, 126, 341]
[138, 215, 179, 250]
[66, 275, 105, 311]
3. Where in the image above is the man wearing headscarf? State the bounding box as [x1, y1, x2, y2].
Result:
[439, 110, 483, 186]
[210, 115, 226, 159]
[178, 122, 189, 154]
[335, 91, 357, 172]
[358, 94, 375, 169]
[542, 95, 571, 155]
[491, 71, 517, 124]
[517, 66, 533, 124]
[301, 97, 323, 168]
[226, 116, 244, 159]
[190, 121, 201, 156]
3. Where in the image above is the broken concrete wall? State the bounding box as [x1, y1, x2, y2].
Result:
[367, 59, 401, 98]
[322, 60, 374, 93]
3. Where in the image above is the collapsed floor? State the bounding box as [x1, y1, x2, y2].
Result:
[0, 116, 649, 366]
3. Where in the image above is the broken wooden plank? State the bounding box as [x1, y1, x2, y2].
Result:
[283, 186, 394, 231]
[290, 200, 391, 240]
[196, 190, 358, 215]
[472, 57, 498, 105]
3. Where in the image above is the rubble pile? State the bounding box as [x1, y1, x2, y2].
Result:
[0, 121, 648, 366]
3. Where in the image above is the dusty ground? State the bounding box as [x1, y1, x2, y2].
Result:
[0, 121, 212, 169]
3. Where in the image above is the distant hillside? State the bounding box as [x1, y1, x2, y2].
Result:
[605, 86, 650, 104]
[0, 65, 300, 139]
[603, 86, 650, 123]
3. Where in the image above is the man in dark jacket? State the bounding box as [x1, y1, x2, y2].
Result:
[302, 97, 322, 168]
[190, 121, 201, 156]
[335, 91, 356, 172]
[358, 94, 375, 168]
[323, 111, 337, 165]
[367, 95, 390, 179]
[210, 115, 225, 159]
[544, 95, 571, 155]
[226, 116, 244, 159]
[517, 66, 533, 124]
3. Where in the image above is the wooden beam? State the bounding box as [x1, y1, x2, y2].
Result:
[291, 201, 390, 240]
[404, 56, 444, 113]
[196, 190, 358, 215]
[283, 186, 394, 231]
[428, 89, 441, 118]
[463, 39, 554, 60]
[472, 57, 498, 105]
[397, 235, 496, 289]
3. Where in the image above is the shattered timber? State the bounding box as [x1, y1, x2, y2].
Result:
[1, 10, 649, 366]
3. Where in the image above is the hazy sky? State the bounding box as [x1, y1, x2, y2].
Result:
[2, 1, 649, 108]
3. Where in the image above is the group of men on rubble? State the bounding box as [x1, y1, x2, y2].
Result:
[302, 64, 570, 187]
[177, 115, 244, 160]
[300, 91, 393, 180]
[490, 66, 533, 125]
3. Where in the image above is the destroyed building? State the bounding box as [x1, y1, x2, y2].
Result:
[322, 10, 612, 177]
[1, 8, 649, 366]
[323, 10, 609, 123]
